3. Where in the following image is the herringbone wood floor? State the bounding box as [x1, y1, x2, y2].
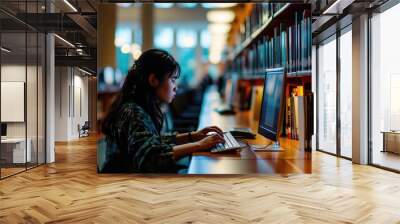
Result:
[1, 136, 400, 224]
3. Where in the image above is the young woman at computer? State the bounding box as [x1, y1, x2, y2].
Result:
[102, 49, 225, 173]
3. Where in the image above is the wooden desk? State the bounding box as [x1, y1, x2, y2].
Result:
[188, 86, 311, 174]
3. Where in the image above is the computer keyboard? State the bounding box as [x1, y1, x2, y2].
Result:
[210, 132, 242, 153]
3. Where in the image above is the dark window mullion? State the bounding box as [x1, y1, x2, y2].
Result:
[316, 44, 320, 151]
[336, 24, 341, 157]
[36, 0, 39, 168]
[25, 0, 28, 171]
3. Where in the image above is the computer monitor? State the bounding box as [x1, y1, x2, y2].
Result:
[225, 75, 238, 107]
[216, 75, 238, 115]
[258, 67, 285, 143]
[1, 123, 7, 137]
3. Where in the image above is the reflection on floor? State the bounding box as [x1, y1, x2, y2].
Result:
[373, 151, 400, 171]
[0, 163, 41, 178]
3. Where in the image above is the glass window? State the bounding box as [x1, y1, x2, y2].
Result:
[201, 29, 210, 49]
[318, 36, 337, 154]
[114, 26, 132, 47]
[0, 1, 46, 179]
[27, 31, 38, 170]
[38, 32, 46, 165]
[1, 18, 28, 177]
[154, 27, 173, 49]
[177, 48, 196, 87]
[177, 29, 197, 48]
[371, 3, 400, 171]
[339, 28, 352, 158]
[115, 25, 137, 76]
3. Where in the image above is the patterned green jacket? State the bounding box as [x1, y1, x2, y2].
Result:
[102, 102, 187, 173]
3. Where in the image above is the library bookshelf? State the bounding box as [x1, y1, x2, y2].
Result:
[225, 3, 312, 142]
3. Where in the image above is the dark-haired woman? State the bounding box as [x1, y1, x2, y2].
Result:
[102, 49, 225, 173]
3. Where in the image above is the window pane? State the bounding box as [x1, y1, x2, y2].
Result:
[38, 32, 46, 165]
[1, 31, 28, 177]
[177, 29, 197, 48]
[201, 30, 210, 48]
[27, 31, 38, 169]
[371, 3, 400, 171]
[318, 37, 337, 154]
[115, 25, 138, 76]
[154, 27, 173, 49]
[177, 48, 196, 87]
[340, 29, 352, 158]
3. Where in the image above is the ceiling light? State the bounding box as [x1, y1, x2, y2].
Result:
[76, 48, 83, 55]
[202, 3, 237, 9]
[210, 42, 226, 51]
[210, 34, 227, 44]
[210, 44, 225, 52]
[54, 34, 75, 48]
[132, 49, 142, 60]
[154, 3, 174, 8]
[78, 67, 93, 76]
[177, 3, 198, 8]
[104, 67, 114, 85]
[207, 10, 235, 23]
[130, 43, 141, 51]
[121, 44, 131, 54]
[117, 3, 133, 8]
[63, 0, 78, 12]
[130, 43, 141, 58]
[114, 37, 124, 47]
[208, 23, 231, 34]
[1, 47, 11, 53]
[323, 0, 354, 15]
[209, 53, 221, 64]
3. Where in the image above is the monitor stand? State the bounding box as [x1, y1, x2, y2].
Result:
[250, 141, 286, 152]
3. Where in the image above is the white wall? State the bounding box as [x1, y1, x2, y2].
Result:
[1, 65, 37, 138]
[1, 64, 46, 164]
[54, 67, 89, 141]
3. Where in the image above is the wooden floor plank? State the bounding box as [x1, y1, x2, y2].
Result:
[0, 135, 400, 223]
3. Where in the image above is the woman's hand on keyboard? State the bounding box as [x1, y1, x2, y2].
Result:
[196, 133, 225, 151]
[192, 126, 224, 141]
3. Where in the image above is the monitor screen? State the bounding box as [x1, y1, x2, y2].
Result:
[258, 68, 285, 141]
[1, 123, 7, 137]
[225, 75, 238, 107]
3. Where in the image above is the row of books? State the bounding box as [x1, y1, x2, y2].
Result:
[284, 93, 313, 150]
[284, 86, 305, 140]
[241, 3, 287, 43]
[230, 8, 312, 77]
[288, 10, 312, 73]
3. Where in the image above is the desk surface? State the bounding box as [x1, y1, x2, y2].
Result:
[188, 86, 312, 174]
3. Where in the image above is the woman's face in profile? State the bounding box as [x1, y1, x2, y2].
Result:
[155, 72, 178, 103]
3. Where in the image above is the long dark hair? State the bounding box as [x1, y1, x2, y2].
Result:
[102, 49, 180, 135]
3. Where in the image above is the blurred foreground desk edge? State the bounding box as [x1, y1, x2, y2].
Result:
[188, 86, 312, 175]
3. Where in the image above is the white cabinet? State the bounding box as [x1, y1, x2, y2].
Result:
[1, 138, 32, 163]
